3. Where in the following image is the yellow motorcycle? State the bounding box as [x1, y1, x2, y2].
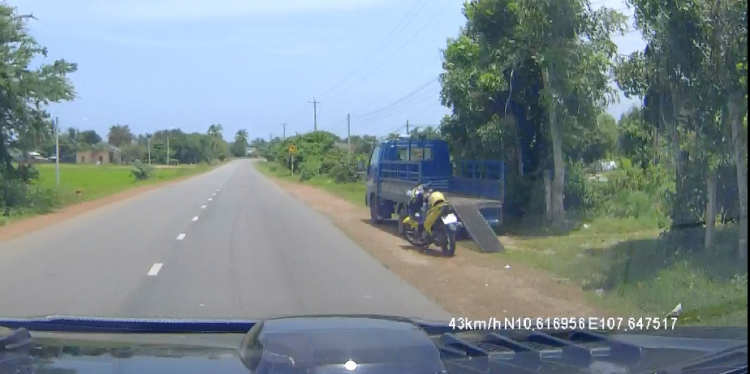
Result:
[402, 183, 461, 256]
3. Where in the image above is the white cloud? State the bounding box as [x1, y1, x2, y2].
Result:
[13, 0, 394, 23]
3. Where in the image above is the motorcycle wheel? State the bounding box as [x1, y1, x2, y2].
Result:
[436, 223, 457, 257]
[404, 227, 429, 248]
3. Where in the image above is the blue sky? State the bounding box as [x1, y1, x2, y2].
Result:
[14, 0, 645, 142]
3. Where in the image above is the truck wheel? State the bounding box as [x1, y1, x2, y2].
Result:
[369, 196, 382, 224]
[397, 206, 407, 235]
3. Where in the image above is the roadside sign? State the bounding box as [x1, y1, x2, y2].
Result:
[288, 144, 297, 154]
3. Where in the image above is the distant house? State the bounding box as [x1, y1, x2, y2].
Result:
[76, 143, 122, 164]
[10, 149, 47, 163]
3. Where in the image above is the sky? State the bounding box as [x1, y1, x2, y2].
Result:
[13, 0, 645, 142]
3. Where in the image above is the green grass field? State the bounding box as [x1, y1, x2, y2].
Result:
[254, 160, 747, 326]
[33, 163, 213, 202]
[0, 162, 216, 226]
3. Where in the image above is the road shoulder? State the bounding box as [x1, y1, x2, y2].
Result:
[260, 167, 609, 320]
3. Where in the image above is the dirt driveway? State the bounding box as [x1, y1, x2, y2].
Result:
[271, 177, 608, 320]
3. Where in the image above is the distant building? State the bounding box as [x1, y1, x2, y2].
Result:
[76, 143, 122, 164]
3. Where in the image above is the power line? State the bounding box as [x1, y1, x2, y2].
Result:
[355, 77, 438, 120]
[328, 0, 453, 99]
[350, 52, 442, 115]
[357, 90, 439, 126]
[316, 0, 432, 98]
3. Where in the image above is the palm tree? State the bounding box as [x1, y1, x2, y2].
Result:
[234, 129, 249, 144]
[207, 124, 223, 138]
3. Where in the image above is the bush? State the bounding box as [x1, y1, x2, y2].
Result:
[25, 186, 61, 214]
[209, 159, 221, 166]
[328, 155, 361, 183]
[566, 157, 673, 223]
[16, 164, 39, 182]
[0, 176, 61, 216]
[299, 158, 322, 181]
[130, 160, 153, 181]
[218, 155, 226, 161]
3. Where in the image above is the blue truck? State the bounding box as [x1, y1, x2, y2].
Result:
[362, 137, 505, 253]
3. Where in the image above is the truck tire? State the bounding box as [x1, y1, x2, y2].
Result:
[369, 196, 382, 224]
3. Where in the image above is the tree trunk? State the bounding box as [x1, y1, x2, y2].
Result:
[705, 168, 717, 250]
[728, 92, 748, 259]
[542, 67, 565, 225]
[664, 90, 691, 227]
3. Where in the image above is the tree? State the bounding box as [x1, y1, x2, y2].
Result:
[231, 129, 249, 157]
[440, 0, 626, 223]
[208, 124, 223, 139]
[0, 5, 77, 174]
[78, 130, 102, 145]
[616, 0, 747, 256]
[107, 124, 134, 147]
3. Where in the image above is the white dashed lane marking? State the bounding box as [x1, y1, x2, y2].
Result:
[147, 263, 163, 276]
[201, 205, 206, 209]
[176, 233, 186, 240]
[192, 216, 199, 222]
[208, 198, 213, 201]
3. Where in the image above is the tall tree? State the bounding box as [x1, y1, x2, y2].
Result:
[231, 129, 249, 157]
[107, 124, 134, 147]
[441, 0, 625, 224]
[0, 5, 77, 174]
[617, 0, 747, 256]
[208, 124, 223, 139]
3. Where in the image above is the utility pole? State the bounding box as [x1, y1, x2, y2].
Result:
[308, 98, 319, 131]
[166, 134, 170, 166]
[54, 117, 60, 187]
[406, 119, 411, 161]
[269, 133, 272, 142]
[347, 113, 351, 155]
[282, 123, 287, 140]
[147, 135, 151, 165]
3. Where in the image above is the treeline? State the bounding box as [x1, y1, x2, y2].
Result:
[264, 0, 747, 259]
[31, 124, 251, 165]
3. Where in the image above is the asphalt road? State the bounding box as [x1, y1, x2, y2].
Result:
[0, 159, 450, 321]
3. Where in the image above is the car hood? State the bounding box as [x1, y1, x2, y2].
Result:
[1, 315, 747, 374]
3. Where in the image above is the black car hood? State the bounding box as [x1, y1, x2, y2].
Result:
[1, 315, 747, 374]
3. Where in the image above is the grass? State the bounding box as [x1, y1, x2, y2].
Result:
[498, 223, 747, 326]
[255, 160, 365, 205]
[255, 160, 748, 326]
[34, 163, 212, 202]
[0, 162, 216, 226]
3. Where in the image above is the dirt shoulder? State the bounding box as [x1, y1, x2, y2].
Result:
[269, 176, 609, 320]
[0, 172, 207, 243]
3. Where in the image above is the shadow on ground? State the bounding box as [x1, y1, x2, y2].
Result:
[359, 219, 458, 257]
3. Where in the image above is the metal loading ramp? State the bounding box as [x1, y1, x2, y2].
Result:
[451, 201, 504, 253]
